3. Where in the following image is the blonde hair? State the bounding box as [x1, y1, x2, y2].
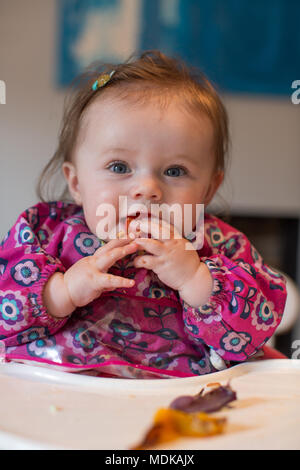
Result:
[36, 50, 229, 202]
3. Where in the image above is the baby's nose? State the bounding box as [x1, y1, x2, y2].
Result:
[130, 178, 162, 202]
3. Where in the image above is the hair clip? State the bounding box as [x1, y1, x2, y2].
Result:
[92, 70, 115, 91]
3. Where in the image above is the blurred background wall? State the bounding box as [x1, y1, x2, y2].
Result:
[0, 0, 300, 353]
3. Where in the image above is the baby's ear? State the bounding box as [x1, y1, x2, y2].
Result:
[204, 170, 224, 205]
[62, 162, 82, 205]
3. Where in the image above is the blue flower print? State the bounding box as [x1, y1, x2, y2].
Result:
[251, 299, 278, 332]
[0, 290, 26, 331]
[208, 226, 225, 247]
[147, 284, 167, 299]
[74, 232, 103, 256]
[72, 327, 98, 352]
[220, 331, 252, 354]
[1, 297, 21, 323]
[110, 319, 137, 341]
[11, 259, 41, 286]
[26, 335, 57, 359]
[188, 356, 212, 375]
[223, 236, 241, 257]
[18, 223, 35, 245]
[17, 326, 50, 345]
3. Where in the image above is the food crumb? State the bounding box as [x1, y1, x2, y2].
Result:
[49, 405, 63, 415]
[117, 231, 125, 239]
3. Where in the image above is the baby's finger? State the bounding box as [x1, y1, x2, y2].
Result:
[97, 273, 135, 291]
[133, 254, 155, 270]
[94, 236, 133, 257]
[136, 217, 180, 241]
[133, 237, 164, 256]
[95, 241, 138, 271]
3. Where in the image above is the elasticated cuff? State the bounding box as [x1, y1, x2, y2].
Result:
[182, 258, 229, 320]
[27, 262, 70, 333]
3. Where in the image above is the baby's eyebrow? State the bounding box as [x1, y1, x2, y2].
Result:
[102, 148, 201, 166]
[172, 154, 198, 164]
[103, 147, 131, 154]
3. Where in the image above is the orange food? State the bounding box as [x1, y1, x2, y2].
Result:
[126, 215, 137, 234]
[206, 382, 222, 388]
[132, 408, 226, 450]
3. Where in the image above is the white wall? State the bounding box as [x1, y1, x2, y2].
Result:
[1, 0, 300, 241]
[0, 0, 65, 239]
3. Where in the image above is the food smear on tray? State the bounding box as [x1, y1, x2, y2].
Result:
[131, 384, 237, 450]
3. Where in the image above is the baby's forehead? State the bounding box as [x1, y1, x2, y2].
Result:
[81, 84, 211, 132]
[74, 91, 215, 171]
[78, 88, 173, 142]
[84, 84, 177, 116]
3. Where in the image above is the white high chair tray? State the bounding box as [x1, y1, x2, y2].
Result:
[0, 359, 299, 450]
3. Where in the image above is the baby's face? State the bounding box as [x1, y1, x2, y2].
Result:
[63, 95, 223, 241]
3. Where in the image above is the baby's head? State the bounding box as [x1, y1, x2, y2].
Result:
[38, 50, 229, 240]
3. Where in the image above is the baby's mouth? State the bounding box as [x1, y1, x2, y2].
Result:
[116, 211, 154, 239]
[126, 211, 152, 233]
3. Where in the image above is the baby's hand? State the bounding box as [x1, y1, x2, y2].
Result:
[130, 216, 213, 307]
[130, 216, 200, 291]
[43, 238, 138, 318]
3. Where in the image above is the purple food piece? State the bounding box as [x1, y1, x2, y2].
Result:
[170, 384, 237, 413]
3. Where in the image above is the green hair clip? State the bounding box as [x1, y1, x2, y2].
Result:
[92, 70, 115, 91]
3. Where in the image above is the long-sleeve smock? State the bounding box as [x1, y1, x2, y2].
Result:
[0, 201, 287, 378]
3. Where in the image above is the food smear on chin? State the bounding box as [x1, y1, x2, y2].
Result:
[125, 212, 152, 240]
[126, 215, 138, 235]
[116, 215, 139, 239]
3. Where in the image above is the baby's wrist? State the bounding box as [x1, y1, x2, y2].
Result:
[179, 262, 213, 308]
[43, 272, 76, 319]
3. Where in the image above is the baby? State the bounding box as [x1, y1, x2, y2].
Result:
[0, 51, 287, 378]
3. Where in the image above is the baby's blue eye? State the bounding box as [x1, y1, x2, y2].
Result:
[108, 162, 129, 174]
[165, 166, 187, 177]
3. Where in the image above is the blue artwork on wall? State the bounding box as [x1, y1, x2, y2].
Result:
[57, 0, 300, 95]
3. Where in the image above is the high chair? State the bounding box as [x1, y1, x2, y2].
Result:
[264, 270, 300, 359]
